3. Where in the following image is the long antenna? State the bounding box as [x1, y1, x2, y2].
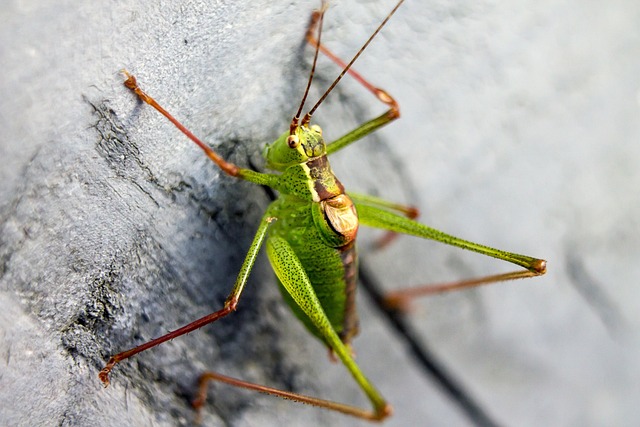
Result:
[302, 0, 404, 125]
[290, 1, 329, 135]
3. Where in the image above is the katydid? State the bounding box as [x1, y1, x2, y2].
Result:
[99, 0, 546, 421]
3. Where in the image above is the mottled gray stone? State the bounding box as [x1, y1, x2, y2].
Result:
[1, 1, 639, 427]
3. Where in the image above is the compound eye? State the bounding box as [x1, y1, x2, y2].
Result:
[310, 124, 322, 135]
[287, 134, 300, 148]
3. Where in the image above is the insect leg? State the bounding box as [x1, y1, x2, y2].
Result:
[194, 369, 390, 422]
[306, 2, 401, 115]
[98, 214, 274, 386]
[325, 110, 400, 155]
[304, 2, 402, 155]
[268, 235, 391, 419]
[350, 192, 419, 219]
[355, 202, 546, 309]
[383, 271, 546, 311]
[121, 70, 278, 188]
[350, 192, 419, 249]
[196, 236, 392, 420]
[197, 235, 391, 421]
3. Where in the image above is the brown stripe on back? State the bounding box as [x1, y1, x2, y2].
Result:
[306, 155, 345, 200]
[338, 242, 359, 345]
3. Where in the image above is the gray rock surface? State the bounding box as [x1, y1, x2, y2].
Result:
[1, 1, 639, 426]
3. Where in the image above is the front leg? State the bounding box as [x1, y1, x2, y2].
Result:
[304, 3, 402, 155]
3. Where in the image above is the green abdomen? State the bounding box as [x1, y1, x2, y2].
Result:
[267, 197, 359, 346]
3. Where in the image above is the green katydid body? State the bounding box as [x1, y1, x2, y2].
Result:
[231, 124, 391, 414]
[263, 125, 360, 346]
[100, 1, 546, 421]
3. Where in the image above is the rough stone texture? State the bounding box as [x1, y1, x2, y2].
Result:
[1, 1, 639, 426]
